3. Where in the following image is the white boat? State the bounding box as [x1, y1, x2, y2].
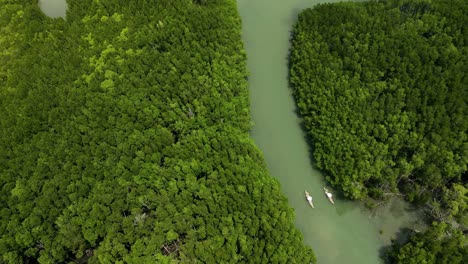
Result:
[305, 190, 314, 208]
[323, 187, 335, 205]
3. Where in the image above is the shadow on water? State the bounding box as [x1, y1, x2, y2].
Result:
[284, 7, 325, 174]
[283, 2, 426, 222]
[285, 56, 320, 173]
[238, 0, 427, 262]
[285, 13, 357, 218]
[378, 227, 416, 263]
[286, 49, 360, 209]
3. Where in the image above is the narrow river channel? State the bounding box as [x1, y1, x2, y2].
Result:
[237, 0, 423, 263]
[37, 0, 423, 263]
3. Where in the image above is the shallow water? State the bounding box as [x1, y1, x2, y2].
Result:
[37, 0, 424, 263]
[38, 0, 67, 18]
[237, 0, 424, 263]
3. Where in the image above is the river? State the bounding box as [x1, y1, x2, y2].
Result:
[237, 0, 423, 263]
[38, 0, 423, 263]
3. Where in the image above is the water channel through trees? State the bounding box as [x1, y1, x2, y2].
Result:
[38, 1, 424, 263]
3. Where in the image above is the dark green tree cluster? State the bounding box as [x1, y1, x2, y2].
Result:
[387, 222, 467, 264]
[289, 0, 467, 214]
[290, 1, 467, 261]
[0, 0, 314, 263]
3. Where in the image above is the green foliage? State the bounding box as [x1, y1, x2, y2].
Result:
[289, 0, 467, 209]
[388, 222, 467, 264]
[0, 0, 314, 263]
[290, 2, 467, 261]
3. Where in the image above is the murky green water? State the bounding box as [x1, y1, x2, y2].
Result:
[38, 0, 67, 18]
[37, 0, 423, 263]
[237, 0, 423, 263]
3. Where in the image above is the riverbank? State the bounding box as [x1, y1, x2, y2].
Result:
[237, 0, 425, 263]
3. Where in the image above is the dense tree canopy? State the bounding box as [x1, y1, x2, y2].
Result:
[388, 222, 467, 264]
[290, 0, 467, 262]
[0, 0, 315, 263]
[290, 0, 467, 211]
